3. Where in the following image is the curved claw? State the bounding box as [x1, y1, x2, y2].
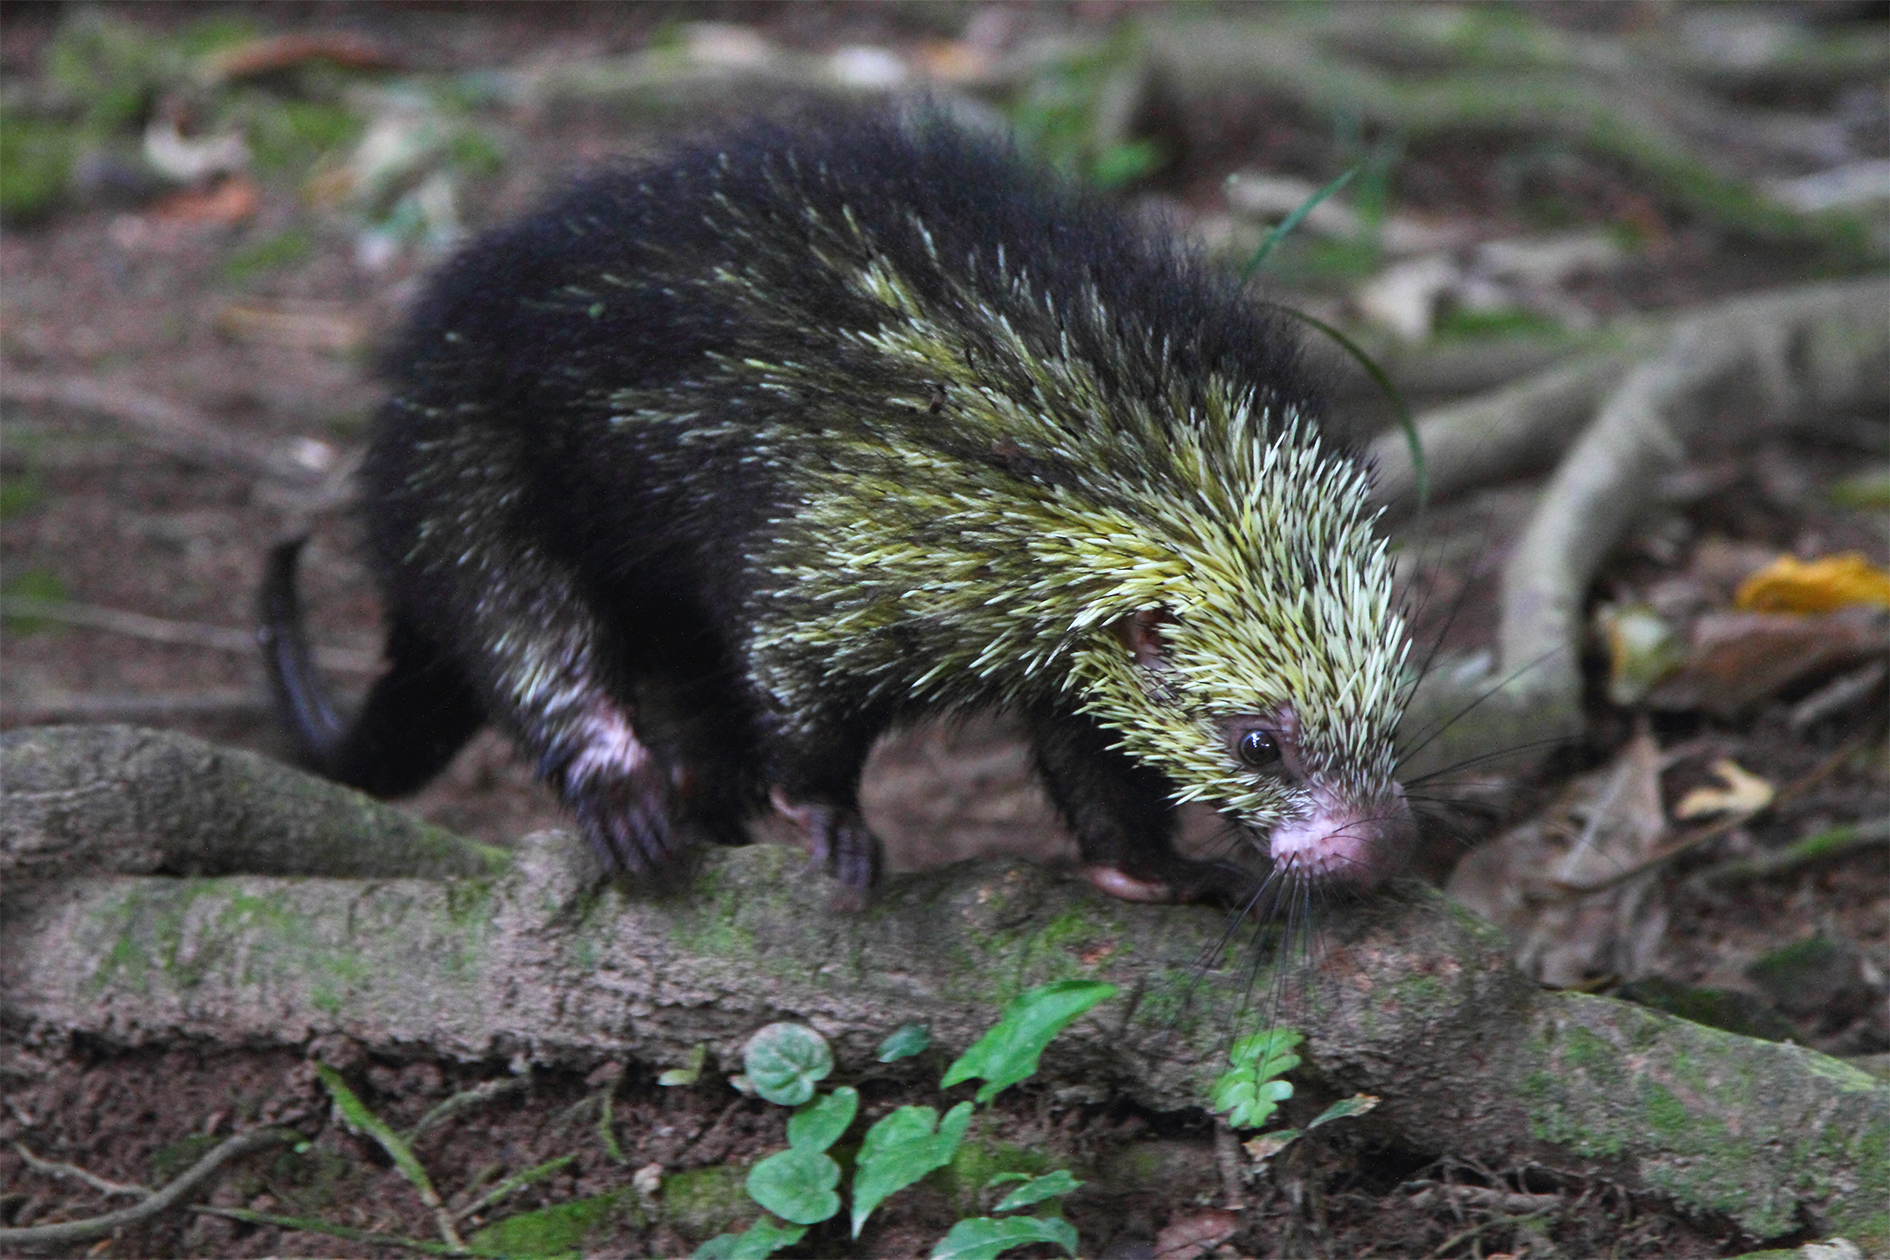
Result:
[552, 707, 694, 881]
[769, 790, 884, 899]
[571, 772, 686, 878]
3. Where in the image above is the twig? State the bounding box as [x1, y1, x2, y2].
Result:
[1, 595, 378, 673]
[0, 690, 271, 725]
[1425, 1209, 1554, 1259]
[0, 1127, 296, 1248]
[193, 1205, 464, 1256]
[13, 1141, 150, 1198]
[1213, 1119, 1247, 1211]
[317, 1064, 465, 1250]
[2, 373, 339, 487]
[1697, 817, 1890, 889]
[404, 1075, 530, 1143]
[450, 1154, 577, 1224]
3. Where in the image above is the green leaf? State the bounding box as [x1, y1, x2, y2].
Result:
[941, 981, 1117, 1104]
[1090, 139, 1163, 190]
[929, 1214, 1079, 1260]
[850, 1101, 975, 1237]
[658, 1043, 707, 1087]
[876, 1024, 931, 1062]
[746, 1147, 841, 1225]
[743, 1023, 833, 1107]
[1308, 1093, 1379, 1130]
[1241, 166, 1358, 280]
[313, 1063, 442, 1205]
[1212, 1028, 1303, 1130]
[691, 1218, 807, 1260]
[787, 1087, 858, 1153]
[990, 1169, 1082, 1213]
[1229, 1028, 1304, 1080]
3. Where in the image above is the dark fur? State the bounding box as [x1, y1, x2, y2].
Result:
[262, 109, 1329, 900]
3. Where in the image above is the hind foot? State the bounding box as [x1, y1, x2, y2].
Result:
[770, 789, 883, 908]
[1083, 857, 1259, 908]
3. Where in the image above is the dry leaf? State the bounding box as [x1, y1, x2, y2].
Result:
[1153, 1209, 1241, 1259]
[1735, 552, 1890, 613]
[1446, 733, 1671, 987]
[196, 31, 399, 83]
[149, 176, 258, 226]
[1645, 606, 1888, 718]
[1673, 758, 1775, 820]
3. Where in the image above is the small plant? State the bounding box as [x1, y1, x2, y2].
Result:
[1209, 1029, 1378, 1166]
[696, 981, 1115, 1259]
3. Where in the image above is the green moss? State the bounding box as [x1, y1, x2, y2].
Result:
[666, 898, 757, 962]
[467, 1189, 643, 1258]
[1554, 1024, 1619, 1082]
[1638, 1081, 1696, 1140]
[442, 875, 504, 927]
[1, 568, 67, 633]
[241, 96, 363, 176]
[658, 1164, 752, 1238]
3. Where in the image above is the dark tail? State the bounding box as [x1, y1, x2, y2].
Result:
[258, 537, 485, 797]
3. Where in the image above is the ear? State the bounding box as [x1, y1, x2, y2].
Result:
[1111, 608, 1171, 670]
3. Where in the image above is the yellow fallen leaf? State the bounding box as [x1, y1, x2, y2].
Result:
[1734, 552, 1890, 613]
[1673, 758, 1775, 820]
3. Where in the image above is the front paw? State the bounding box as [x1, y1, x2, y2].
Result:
[566, 762, 689, 879]
[548, 711, 690, 879]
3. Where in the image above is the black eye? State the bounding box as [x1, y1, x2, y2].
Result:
[1236, 728, 1280, 769]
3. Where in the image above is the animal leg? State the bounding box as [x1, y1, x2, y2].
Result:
[754, 714, 883, 899]
[1029, 711, 1255, 906]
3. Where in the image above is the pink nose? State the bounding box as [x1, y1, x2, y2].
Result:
[1266, 780, 1414, 891]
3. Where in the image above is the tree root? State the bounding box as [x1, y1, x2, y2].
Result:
[2, 725, 1885, 1243]
[1136, 13, 1883, 258]
[0, 1127, 296, 1250]
[0, 724, 506, 882]
[1378, 276, 1890, 783]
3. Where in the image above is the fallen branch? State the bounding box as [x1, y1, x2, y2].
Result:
[1138, 15, 1879, 257]
[1, 373, 339, 487]
[13, 1142, 149, 1199]
[0, 595, 377, 673]
[1, 690, 270, 725]
[1, 725, 1883, 1242]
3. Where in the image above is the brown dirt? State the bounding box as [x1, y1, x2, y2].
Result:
[3, 4, 1885, 1257]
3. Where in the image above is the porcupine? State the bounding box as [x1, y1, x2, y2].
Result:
[259, 107, 1416, 908]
